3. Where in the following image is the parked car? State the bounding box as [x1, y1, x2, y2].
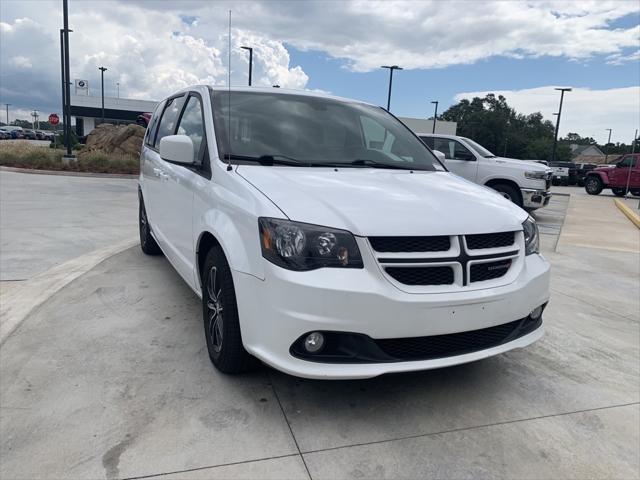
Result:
[584, 154, 640, 196]
[23, 129, 37, 140]
[575, 163, 596, 187]
[2, 126, 25, 139]
[137, 112, 152, 127]
[419, 134, 552, 210]
[549, 162, 578, 186]
[138, 86, 550, 379]
[35, 130, 48, 140]
[0, 127, 12, 139]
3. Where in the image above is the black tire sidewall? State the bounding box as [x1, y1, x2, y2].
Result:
[492, 184, 523, 207]
[585, 177, 602, 195]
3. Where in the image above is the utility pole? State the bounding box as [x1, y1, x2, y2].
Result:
[604, 128, 612, 163]
[381, 65, 402, 111]
[431, 101, 439, 134]
[241, 46, 253, 86]
[99, 66, 108, 124]
[4, 104, 9, 125]
[116, 82, 120, 99]
[62, 0, 73, 158]
[551, 87, 571, 163]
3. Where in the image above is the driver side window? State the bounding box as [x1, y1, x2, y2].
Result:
[433, 138, 474, 161]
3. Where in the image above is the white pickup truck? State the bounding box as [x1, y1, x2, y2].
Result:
[419, 134, 552, 211]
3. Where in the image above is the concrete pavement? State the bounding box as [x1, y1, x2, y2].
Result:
[0, 181, 638, 479]
[0, 170, 137, 281]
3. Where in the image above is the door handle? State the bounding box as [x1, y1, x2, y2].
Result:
[159, 172, 170, 182]
[153, 167, 163, 177]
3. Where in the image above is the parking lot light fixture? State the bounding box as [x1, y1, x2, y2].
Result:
[551, 87, 571, 163]
[240, 46, 253, 86]
[381, 65, 403, 111]
[431, 100, 439, 133]
[98, 66, 108, 124]
[4, 104, 9, 125]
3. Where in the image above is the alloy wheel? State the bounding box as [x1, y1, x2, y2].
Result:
[206, 266, 224, 352]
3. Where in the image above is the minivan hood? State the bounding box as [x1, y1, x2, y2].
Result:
[237, 167, 527, 236]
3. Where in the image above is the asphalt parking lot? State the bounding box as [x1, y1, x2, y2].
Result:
[0, 172, 638, 479]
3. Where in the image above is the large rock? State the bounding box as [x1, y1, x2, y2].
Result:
[78, 123, 145, 159]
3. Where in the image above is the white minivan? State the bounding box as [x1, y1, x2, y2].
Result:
[139, 86, 550, 379]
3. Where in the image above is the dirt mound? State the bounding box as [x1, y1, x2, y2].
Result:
[78, 123, 145, 159]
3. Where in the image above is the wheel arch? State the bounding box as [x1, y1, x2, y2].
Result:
[484, 178, 523, 202]
[586, 171, 609, 185]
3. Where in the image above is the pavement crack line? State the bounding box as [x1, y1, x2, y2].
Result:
[298, 401, 640, 456]
[550, 287, 638, 322]
[122, 453, 302, 480]
[268, 371, 314, 480]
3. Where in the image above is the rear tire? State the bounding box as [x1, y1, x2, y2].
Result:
[611, 188, 626, 197]
[202, 246, 256, 374]
[631, 190, 640, 197]
[139, 195, 162, 255]
[584, 176, 603, 195]
[491, 183, 523, 208]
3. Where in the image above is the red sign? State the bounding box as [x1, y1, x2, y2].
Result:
[49, 114, 60, 125]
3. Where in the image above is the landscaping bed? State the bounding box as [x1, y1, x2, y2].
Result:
[0, 143, 139, 175]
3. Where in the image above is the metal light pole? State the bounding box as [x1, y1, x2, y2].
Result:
[4, 104, 9, 125]
[62, 0, 73, 158]
[241, 46, 253, 86]
[99, 66, 107, 124]
[381, 65, 402, 111]
[431, 101, 439, 133]
[625, 129, 638, 196]
[551, 87, 571, 163]
[116, 82, 120, 99]
[604, 128, 612, 163]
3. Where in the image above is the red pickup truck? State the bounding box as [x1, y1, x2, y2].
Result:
[584, 153, 640, 196]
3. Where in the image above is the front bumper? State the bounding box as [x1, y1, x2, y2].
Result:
[521, 188, 552, 209]
[234, 247, 550, 379]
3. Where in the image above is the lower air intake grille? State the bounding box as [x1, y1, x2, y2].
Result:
[375, 316, 540, 360]
[369, 236, 450, 253]
[466, 231, 515, 250]
[470, 259, 512, 282]
[385, 266, 454, 286]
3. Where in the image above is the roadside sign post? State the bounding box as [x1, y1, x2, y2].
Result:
[49, 114, 60, 148]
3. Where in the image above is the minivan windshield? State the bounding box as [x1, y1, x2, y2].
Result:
[210, 91, 445, 171]
[461, 137, 496, 158]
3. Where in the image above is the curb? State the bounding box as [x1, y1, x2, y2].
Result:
[0, 166, 138, 179]
[0, 238, 138, 345]
[614, 199, 640, 229]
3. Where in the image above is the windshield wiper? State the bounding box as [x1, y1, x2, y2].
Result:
[226, 153, 309, 166]
[346, 159, 417, 170]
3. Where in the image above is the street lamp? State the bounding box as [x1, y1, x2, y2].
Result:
[431, 100, 439, 134]
[4, 104, 10, 125]
[116, 82, 120, 99]
[381, 65, 403, 111]
[240, 46, 253, 86]
[604, 128, 612, 163]
[98, 66, 107, 124]
[551, 87, 571, 163]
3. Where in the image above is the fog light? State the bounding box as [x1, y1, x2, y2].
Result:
[304, 332, 325, 353]
[530, 305, 544, 320]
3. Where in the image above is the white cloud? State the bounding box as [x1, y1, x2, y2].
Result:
[454, 86, 640, 144]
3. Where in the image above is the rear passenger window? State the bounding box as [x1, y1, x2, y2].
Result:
[176, 95, 205, 162]
[154, 95, 186, 149]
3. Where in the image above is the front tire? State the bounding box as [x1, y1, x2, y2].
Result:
[139, 195, 162, 255]
[202, 247, 256, 374]
[584, 176, 603, 195]
[491, 183, 523, 208]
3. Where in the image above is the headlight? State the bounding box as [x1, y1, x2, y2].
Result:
[524, 171, 547, 180]
[522, 216, 539, 255]
[259, 218, 364, 271]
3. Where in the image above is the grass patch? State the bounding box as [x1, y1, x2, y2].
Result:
[0, 143, 139, 174]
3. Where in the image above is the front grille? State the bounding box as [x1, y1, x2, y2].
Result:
[466, 232, 515, 250]
[470, 259, 512, 282]
[375, 316, 540, 361]
[385, 266, 454, 285]
[369, 236, 450, 253]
